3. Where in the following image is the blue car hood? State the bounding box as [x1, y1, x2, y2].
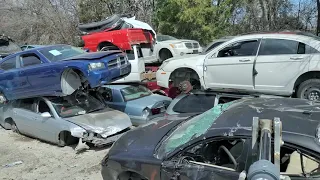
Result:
[126, 94, 172, 109]
[62, 50, 123, 60]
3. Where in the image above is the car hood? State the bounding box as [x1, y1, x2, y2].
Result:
[126, 94, 172, 109]
[164, 53, 205, 63]
[160, 39, 198, 44]
[62, 50, 123, 61]
[65, 108, 132, 138]
[108, 118, 184, 159]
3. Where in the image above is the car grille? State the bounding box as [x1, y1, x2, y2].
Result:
[185, 42, 199, 49]
[107, 56, 126, 69]
[185, 43, 193, 49]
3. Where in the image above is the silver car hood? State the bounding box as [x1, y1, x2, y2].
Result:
[65, 108, 132, 138]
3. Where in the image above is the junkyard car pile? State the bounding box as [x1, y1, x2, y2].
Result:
[1, 14, 320, 179]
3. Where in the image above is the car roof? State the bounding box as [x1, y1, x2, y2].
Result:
[208, 98, 320, 152]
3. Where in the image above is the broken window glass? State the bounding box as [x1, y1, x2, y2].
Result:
[157, 102, 234, 157]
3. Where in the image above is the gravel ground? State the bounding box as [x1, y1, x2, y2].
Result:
[0, 126, 109, 180]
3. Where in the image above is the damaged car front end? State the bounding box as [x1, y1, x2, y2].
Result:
[0, 94, 132, 152]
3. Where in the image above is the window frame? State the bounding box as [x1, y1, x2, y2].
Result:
[37, 99, 52, 115]
[164, 136, 250, 173]
[16, 99, 36, 112]
[279, 143, 320, 178]
[0, 56, 19, 71]
[19, 53, 43, 68]
[258, 38, 301, 56]
[214, 39, 261, 58]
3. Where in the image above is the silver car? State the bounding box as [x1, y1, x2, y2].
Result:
[0, 94, 132, 150]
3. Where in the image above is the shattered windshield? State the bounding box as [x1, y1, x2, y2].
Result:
[156, 102, 234, 158]
[50, 95, 105, 118]
[157, 35, 178, 42]
[39, 45, 86, 61]
[121, 85, 152, 101]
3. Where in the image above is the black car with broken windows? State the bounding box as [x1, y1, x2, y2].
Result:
[101, 98, 320, 180]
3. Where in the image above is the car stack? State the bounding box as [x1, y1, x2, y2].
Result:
[1, 22, 320, 180]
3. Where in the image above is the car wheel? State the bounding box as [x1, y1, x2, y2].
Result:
[297, 79, 320, 101]
[61, 69, 81, 96]
[58, 131, 77, 147]
[11, 121, 19, 133]
[0, 93, 7, 104]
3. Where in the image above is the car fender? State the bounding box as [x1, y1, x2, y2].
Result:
[156, 42, 174, 59]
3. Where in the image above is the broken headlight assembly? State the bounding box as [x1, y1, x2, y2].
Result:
[88, 62, 105, 71]
[142, 108, 150, 118]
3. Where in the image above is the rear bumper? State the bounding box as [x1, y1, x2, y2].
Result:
[88, 64, 132, 87]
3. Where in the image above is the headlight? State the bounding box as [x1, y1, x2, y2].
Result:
[169, 43, 185, 49]
[88, 62, 105, 70]
[142, 108, 150, 118]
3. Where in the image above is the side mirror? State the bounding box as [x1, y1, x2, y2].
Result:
[41, 112, 51, 118]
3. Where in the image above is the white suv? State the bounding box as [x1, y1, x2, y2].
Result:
[156, 32, 320, 100]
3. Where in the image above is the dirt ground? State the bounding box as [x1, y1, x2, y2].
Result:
[0, 126, 109, 180]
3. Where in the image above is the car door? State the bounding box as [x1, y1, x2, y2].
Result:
[161, 138, 250, 180]
[12, 98, 38, 137]
[203, 39, 260, 90]
[102, 88, 126, 112]
[254, 38, 311, 95]
[18, 52, 60, 95]
[0, 56, 28, 98]
[32, 99, 61, 143]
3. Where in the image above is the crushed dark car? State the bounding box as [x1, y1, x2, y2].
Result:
[0, 35, 22, 59]
[101, 98, 320, 180]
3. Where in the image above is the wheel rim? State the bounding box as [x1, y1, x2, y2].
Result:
[304, 87, 320, 101]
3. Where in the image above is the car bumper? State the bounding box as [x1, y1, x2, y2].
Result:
[101, 166, 118, 180]
[130, 114, 165, 126]
[172, 47, 202, 56]
[156, 69, 171, 88]
[84, 130, 128, 147]
[88, 64, 132, 87]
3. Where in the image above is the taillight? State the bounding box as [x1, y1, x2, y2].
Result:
[151, 108, 161, 115]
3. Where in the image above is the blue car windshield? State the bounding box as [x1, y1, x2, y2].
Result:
[39, 45, 86, 62]
[121, 85, 152, 101]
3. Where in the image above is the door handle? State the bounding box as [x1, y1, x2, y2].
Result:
[290, 57, 303, 60]
[239, 59, 250, 62]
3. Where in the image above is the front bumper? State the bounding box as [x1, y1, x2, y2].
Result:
[172, 47, 202, 56]
[88, 63, 132, 88]
[101, 166, 118, 180]
[156, 69, 171, 88]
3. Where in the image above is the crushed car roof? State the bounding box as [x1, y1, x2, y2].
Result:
[207, 98, 320, 152]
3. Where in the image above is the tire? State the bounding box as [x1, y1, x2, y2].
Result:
[159, 49, 173, 63]
[58, 131, 77, 147]
[99, 44, 119, 51]
[61, 69, 81, 96]
[0, 93, 7, 104]
[11, 121, 19, 133]
[297, 79, 320, 101]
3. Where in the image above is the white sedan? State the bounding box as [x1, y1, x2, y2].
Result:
[142, 35, 203, 64]
[156, 32, 320, 100]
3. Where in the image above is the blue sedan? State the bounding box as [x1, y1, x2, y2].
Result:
[0, 44, 131, 102]
[94, 85, 172, 126]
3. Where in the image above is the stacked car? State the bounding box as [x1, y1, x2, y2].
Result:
[2, 14, 320, 180]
